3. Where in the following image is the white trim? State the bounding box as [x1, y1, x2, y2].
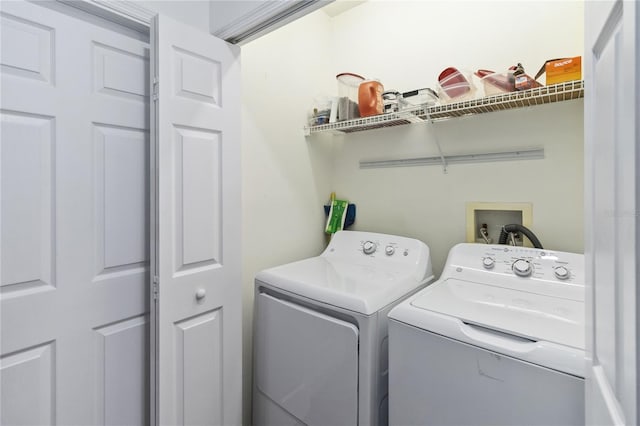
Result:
[213, 1, 307, 40]
[57, 0, 153, 32]
[591, 366, 626, 425]
[90, 0, 154, 23]
[211, 0, 332, 44]
[61, 0, 331, 45]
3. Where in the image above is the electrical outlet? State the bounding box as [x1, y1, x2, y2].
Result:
[466, 202, 533, 246]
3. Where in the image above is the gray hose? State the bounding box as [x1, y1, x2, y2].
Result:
[498, 224, 543, 249]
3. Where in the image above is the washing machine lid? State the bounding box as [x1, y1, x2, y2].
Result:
[411, 278, 585, 350]
[256, 256, 430, 315]
[389, 278, 585, 377]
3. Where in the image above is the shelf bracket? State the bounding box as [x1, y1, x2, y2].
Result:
[425, 111, 447, 173]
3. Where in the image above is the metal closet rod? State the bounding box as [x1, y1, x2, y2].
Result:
[359, 147, 545, 169]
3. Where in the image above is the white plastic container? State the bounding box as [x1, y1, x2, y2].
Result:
[383, 90, 401, 113]
[336, 73, 364, 120]
[478, 71, 515, 96]
[401, 88, 439, 108]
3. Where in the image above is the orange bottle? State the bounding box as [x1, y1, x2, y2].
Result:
[358, 80, 384, 117]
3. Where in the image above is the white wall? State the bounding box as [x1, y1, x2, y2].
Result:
[240, 10, 335, 423]
[326, 0, 584, 273]
[332, 101, 584, 274]
[330, 1, 584, 91]
[241, 1, 584, 423]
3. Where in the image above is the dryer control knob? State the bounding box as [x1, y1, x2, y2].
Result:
[554, 266, 571, 280]
[363, 241, 376, 255]
[482, 257, 495, 269]
[385, 245, 395, 256]
[512, 259, 533, 277]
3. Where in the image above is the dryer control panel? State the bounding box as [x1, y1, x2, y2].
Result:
[322, 230, 434, 283]
[359, 238, 407, 258]
[442, 243, 585, 301]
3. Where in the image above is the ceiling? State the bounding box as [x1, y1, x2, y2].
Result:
[321, 0, 366, 18]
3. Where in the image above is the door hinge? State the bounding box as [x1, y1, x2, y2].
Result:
[152, 78, 159, 101]
[153, 275, 159, 300]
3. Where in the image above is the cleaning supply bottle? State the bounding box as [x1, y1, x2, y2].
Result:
[358, 80, 384, 117]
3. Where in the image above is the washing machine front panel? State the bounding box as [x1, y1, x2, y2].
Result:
[255, 293, 359, 426]
[389, 319, 585, 426]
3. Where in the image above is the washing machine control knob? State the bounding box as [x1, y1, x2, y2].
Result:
[554, 266, 571, 280]
[362, 241, 376, 255]
[512, 259, 533, 277]
[385, 245, 395, 256]
[482, 257, 495, 269]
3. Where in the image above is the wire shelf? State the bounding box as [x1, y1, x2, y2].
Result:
[306, 106, 426, 134]
[305, 80, 584, 135]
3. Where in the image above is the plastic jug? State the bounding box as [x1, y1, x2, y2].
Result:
[358, 80, 384, 117]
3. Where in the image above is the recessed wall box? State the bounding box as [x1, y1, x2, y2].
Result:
[466, 202, 533, 246]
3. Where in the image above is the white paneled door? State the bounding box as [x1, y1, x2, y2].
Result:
[585, 0, 638, 425]
[150, 15, 242, 426]
[1, 1, 150, 424]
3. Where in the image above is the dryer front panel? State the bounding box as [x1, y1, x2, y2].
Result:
[255, 293, 359, 425]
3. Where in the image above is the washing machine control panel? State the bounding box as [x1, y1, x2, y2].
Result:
[481, 256, 495, 269]
[450, 244, 584, 288]
[553, 265, 570, 280]
[511, 258, 533, 277]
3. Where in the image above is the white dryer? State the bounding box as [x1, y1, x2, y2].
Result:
[253, 230, 434, 426]
[388, 243, 585, 426]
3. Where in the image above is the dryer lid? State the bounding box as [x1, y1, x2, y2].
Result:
[256, 256, 432, 315]
[410, 278, 585, 350]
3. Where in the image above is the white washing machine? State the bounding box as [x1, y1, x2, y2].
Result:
[252, 230, 434, 426]
[388, 243, 585, 426]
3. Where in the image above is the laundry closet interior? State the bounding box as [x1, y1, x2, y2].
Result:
[243, 1, 583, 419]
[1, 0, 587, 425]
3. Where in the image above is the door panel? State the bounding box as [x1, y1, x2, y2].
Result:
[0, 112, 54, 292]
[174, 126, 222, 267]
[175, 310, 223, 426]
[592, 24, 617, 389]
[0, 1, 149, 424]
[95, 316, 149, 426]
[94, 42, 149, 100]
[585, 0, 638, 424]
[0, 12, 54, 83]
[0, 343, 55, 426]
[151, 14, 242, 426]
[96, 125, 149, 271]
[173, 49, 221, 104]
